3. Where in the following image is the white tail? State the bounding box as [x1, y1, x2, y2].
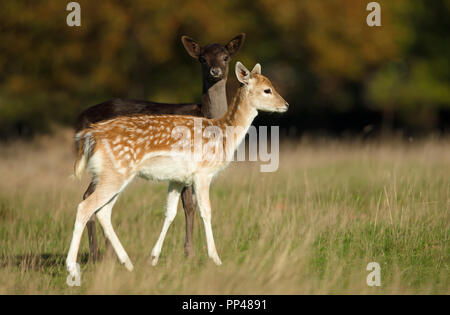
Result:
[66, 62, 288, 278]
[73, 132, 95, 179]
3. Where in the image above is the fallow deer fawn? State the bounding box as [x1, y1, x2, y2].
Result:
[77, 34, 245, 260]
[66, 62, 288, 278]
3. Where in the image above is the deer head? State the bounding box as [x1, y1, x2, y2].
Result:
[235, 62, 289, 113]
[181, 34, 245, 83]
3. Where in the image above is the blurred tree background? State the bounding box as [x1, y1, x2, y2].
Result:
[0, 0, 448, 139]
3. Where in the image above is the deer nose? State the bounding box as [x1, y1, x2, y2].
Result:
[285, 102, 289, 108]
[210, 67, 222, 78]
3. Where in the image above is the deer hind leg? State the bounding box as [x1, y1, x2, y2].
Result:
[66, 179, 126, 278]
[194, 174, 222, 265]
[84, 181, 100, 262]
[181, 185, 196, 258]
[95, 195, 133, 271]
[150, 181, 184, 266]
[85, 180, 114, 262]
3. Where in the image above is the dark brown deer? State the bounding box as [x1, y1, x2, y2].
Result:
[76, 34, 245, 261]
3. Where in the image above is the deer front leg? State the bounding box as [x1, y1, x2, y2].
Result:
[193, 174, 222, 265]
[150, 181, 184, 266]
[181, 185, 196, 257]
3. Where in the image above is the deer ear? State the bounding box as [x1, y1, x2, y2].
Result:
[235, 62, 250, 84]
[225, 33, 245, 56]
[181, 35, 202, 58]
[251, 63, 261, 75]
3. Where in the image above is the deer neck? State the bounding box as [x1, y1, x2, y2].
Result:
[216, 86, 258, 155]
[201, 78, 228, 119]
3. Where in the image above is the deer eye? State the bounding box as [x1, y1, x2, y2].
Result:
[264, 88, 272, 94]
[223, 56, 229, 62]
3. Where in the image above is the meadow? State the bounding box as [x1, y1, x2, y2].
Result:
[0, 129, 448, 294]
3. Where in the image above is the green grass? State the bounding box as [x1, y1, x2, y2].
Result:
[0, 133, 448, 294]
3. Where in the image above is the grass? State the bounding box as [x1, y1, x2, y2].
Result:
[0, 130, 448, 294]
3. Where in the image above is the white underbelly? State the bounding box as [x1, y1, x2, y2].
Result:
[136, 156, 197, 183]
[135, 151, 232, 184]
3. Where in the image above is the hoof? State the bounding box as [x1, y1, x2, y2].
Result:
[184, 245, 195, 258]
[150, 255, 159, 266]
[123, 258, 134, 272]
[66, 261, 80, 278]
[211, 255, 222, 266]
[89, 250, 101, 263]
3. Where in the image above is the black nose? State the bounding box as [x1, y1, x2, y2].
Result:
[210, 67, 222, 77]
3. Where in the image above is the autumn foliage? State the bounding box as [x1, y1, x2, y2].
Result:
[0, 0, 448, 138]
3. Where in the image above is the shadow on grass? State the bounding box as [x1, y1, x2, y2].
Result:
[0, 252, 90, 270]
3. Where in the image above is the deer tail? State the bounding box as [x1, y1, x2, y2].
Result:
[74, 131, 95, 180]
